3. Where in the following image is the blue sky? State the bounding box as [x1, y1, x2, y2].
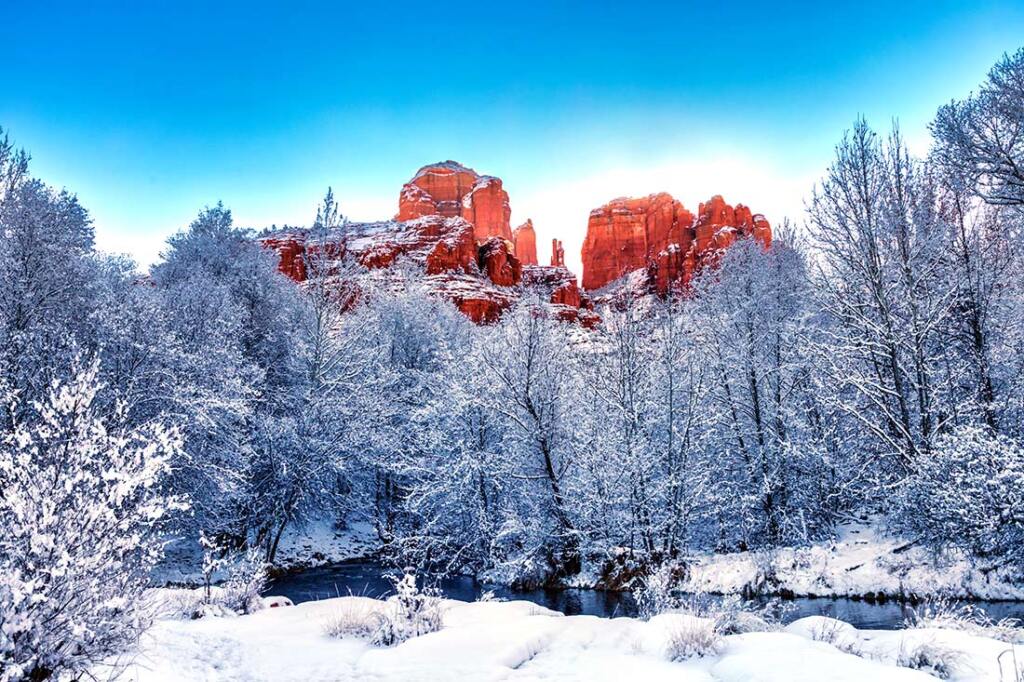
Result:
[3, 1, 1023, 274]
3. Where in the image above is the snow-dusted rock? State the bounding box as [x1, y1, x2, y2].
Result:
[263, 596, 293, 609]
[581, 193, 771, 294]
[259, 162, 596, 325]
[397, 161, 512, 244]
[512, 220, 538, 266]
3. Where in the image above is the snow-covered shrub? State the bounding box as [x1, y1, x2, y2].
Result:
[0, 365, 185, 682]
[663, 616, 724, 661]
[648, 587, 780, 661]
[807, 617, 864, 656]
[199, 532, 229, 605]
[896, 639, 967, 680]
[371, 571, 443, 647]
[323, 599, 385, 640]
[635, 565, 679, 619]
[688, 593, 787, 635]
[714, 605, 778, 635]
[220, 546, 269, 615]
[905, 598, 1023, 644]
[476, 590, 504, 603]
[892, 426, 1024, 562]
[637, 569, 784, 636]
[193, 539, 268, 618]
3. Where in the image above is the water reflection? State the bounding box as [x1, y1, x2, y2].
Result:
[266, 561, 1024, 631]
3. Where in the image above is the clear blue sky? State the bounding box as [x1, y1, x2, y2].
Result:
[3, 1, 1023, 274]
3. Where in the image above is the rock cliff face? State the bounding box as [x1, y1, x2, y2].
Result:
[478, 237, 522, 287]
[461, 176, 512, 243]
[396, 161, 479, 221]
[581, 193, 771, 294]
[262, 161, 769, 326]
[261, 217, 517, 323]
[397, 161, 512, 243]
[395, 161, 546, 266]
[512, 220, 538, 266]
[521, 266, 600, 328]
[262, 162, 594, 325]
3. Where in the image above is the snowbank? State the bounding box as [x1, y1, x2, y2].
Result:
[114, 595, 1023, 681]
[677, 526, 1024, 602]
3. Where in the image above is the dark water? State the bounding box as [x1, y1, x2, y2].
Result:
[266, 561, 1024, 631]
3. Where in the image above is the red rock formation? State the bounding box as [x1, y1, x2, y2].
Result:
[581, 193, 771, 295]
[397, 161, 512, 243]
[519, 266, 599, 327]
[456, 298, 506, 324]
[260, 217, 593, 327]
[462, 176, 512, 242]
[580, 193, 694, 291]
[262, 161, 598, 328]
[428, 273, 516, 323]
[551, 239, 565, 267]
[478, 237, 523, 287]
[512, 220, 538, 265]
[397, 161, 479, 221]
[395, 183, 438, 221]
[262, 236, 308, 281]
[261, 215, 478, 282]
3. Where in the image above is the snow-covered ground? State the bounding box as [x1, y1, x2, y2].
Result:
[676, 525, 1024, 602]
[154, 520, 379, 585]
[115, 595, 1023, 681]
[272, 520, 379, 572]
[562, 524, 1024, 602]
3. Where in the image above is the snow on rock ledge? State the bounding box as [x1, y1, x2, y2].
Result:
[260, 161, 596, 326]
[260, 219, 594, 325]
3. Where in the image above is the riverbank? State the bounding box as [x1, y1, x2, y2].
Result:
[113, 594, 1023, 681]
[157, 521, 1024, 604]
[566, 525, 1024, 603]
[677, 527, 1024, 603]
[153, 519, 380, 585]
[264, 560, 1024, 629]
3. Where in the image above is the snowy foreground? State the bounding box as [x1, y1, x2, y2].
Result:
[116, 595, 1022, 682]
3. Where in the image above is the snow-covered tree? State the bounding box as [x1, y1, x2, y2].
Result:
[481, 299, 583, 578]
[691, 236, 837, 547]
[313, 186, 346, 231]
[892, 425, 1024, 561]
[393, 321, 510, 573]
[932, 47, 1024, 207]
[576, 295, 664, 553]
[344, 270, 471, 546]
[150, 203, 319, 556]
[807, 120, 955, 475]
[0, 145, 98, 428]
[646, 292, 714, 554]
[0, 363, 185, 681]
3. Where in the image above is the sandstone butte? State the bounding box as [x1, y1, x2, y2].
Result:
[512, 220, 538, 266]
[260, 162, 598, 326]
[261, 163, 770, 327]
[580, 193, 771, 295]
